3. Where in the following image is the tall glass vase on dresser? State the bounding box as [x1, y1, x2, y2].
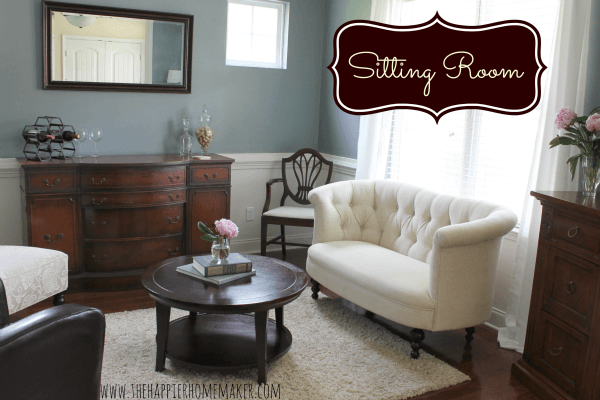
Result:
[513, 191, 600, 400]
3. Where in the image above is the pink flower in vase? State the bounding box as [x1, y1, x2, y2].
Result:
[214, 219, 239, 239]
[555, 107, 577, 130]
[586, 113, 600, 132]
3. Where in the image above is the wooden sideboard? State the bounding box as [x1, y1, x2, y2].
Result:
[513, 191, 600, 400]
[19, 154, 234, 292]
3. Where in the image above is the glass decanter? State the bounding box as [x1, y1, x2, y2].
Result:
[180, 117, 192, 156]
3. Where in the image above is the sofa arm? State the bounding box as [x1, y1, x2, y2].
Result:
[308, 182, 351, 244]
[0, 304, 105, 400]
[433, 208, 517, 249]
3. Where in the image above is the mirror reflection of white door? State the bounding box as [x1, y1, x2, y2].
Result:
[105, 42, 142, 83]
[63, 36, 144, 83]
[63, 38, 105, 82]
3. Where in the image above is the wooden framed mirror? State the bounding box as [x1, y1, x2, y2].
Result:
[42, 1, 193, 93]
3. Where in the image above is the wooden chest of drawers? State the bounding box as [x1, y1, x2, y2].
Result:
[513, 191, 600, 400]
[19, 154, 234, 292]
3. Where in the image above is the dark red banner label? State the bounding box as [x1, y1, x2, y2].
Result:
[328, 13, 546, 122]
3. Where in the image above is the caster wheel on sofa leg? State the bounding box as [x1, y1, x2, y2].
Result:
[465, 327, 475, 345]
[311, 279, 320, 299]
[410, 328, 425, 359]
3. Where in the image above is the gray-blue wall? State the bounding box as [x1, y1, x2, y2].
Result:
[152, 21, 184, 84]
[0, 0, 325, 157]
[317, 0, 371, 159]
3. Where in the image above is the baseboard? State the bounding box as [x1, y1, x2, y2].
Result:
[483, 307, 506, 331]
[229, 233, 313, 254]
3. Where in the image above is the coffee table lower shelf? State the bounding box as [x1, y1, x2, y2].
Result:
[165, 314, 293, 372]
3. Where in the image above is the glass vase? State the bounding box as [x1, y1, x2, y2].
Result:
[211, 238, 230, 261]
[581, 155, 600, 197]
[180, 117, 192, 156]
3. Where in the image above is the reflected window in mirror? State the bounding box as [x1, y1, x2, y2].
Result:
[226, 0, 289, 69]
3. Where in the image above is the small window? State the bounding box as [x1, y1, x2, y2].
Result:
[226, 0, 289, 69]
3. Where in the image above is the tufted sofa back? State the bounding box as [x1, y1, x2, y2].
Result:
[309, 180, 513, 265]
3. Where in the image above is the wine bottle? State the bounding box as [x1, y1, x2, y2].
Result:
[23, 129, 55, 143]
[61, 131, 80, 141]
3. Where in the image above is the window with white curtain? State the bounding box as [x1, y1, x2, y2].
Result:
[226, 0, 289, 69]
[385, 0, 560, 219]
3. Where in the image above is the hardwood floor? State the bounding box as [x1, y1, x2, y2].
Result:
[11, 248, 539, 399]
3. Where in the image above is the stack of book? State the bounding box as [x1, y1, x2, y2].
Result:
[177, 253, 255, 286]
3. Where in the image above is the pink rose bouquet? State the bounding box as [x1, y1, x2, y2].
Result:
[198, 219, 239, 242]
[550, 106, 600, 180]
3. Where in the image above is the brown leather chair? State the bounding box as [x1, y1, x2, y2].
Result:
[0, 279, 106, 400]
[261, 148, 333, 260]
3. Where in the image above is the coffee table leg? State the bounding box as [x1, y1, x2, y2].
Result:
[275, 306, 283, 332]
[155, 302, 171, 372]
[255, 310, 268, 384]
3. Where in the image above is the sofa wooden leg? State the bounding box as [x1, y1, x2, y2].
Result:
[311, 279, 320, 299]
[410, 328, 425, 359]
[52, 292, 66, 306]
[465, 327, 475, 345]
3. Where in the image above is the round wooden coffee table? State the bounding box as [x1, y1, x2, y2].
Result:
[141, 254, 308, 384]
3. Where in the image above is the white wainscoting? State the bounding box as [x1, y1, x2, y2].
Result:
[0, 153, 512, 330]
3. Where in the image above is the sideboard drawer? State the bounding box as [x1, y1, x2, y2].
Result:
[81, 189, 186, 207]
[26, 170, 77, 193]
[532, 311, 588, 397]
[190, 165, 230, 185]
[81, 167, 186, 189]
[85, 235, 183, 272]
[84, 204, 184, 239]
[552, 212, 600, 254]
[543, 247, 599, 331]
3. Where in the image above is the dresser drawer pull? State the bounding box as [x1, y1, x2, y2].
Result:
[168, 175, 182, 182]
[90, 178, 106, 185]
[92, 197, 106, 205]
[566, 281, 577, 294]
[43, 178, 60, 187]
[567, 227, 579, 237]
[204, 172, 218, 180]
[168, 193, 181, 201]
[167, 216, 181, 224]
[167, 247, 179, 256]
[91, 255, 106, 262]
[549, 347, 563, 356]
[44, 233, 63, 242]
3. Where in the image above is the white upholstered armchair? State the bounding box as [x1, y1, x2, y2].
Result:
[306, 180, 517, 358]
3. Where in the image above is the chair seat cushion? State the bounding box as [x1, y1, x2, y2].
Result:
[0, 246, 68, 315]
[263, 206, 314, 219]
[307, 241, 435, 329]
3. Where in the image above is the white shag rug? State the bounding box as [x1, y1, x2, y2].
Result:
[102, 291, 469, 400]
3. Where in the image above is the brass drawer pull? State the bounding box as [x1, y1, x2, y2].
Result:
[90, 178, 106, 185]
[167, 216, 181, 224]
[168, 175, 182, 182]
[92, 197, 106, 205]
[204, 172, 218, 180]
[43, 178, 60, 187]
[44, 233, 63, 242]
[168, 193, 181, 201]
[167, 247, 179, 256]
[549, 347, 562, 356]
[566, 281, 576, 294]
[92, 255, 106, 262]
[567, 227, 579, 237]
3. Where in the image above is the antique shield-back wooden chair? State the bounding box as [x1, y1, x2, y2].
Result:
[261, 149, 333, 260]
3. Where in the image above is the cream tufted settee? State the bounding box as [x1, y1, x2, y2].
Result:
[306, 180, 517, 358]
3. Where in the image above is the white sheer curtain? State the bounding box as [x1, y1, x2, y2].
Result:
[497, 0, 591, 352]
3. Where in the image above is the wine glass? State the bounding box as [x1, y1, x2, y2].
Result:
[90, 129, 102, 158]
[74, 128, 88, 158]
